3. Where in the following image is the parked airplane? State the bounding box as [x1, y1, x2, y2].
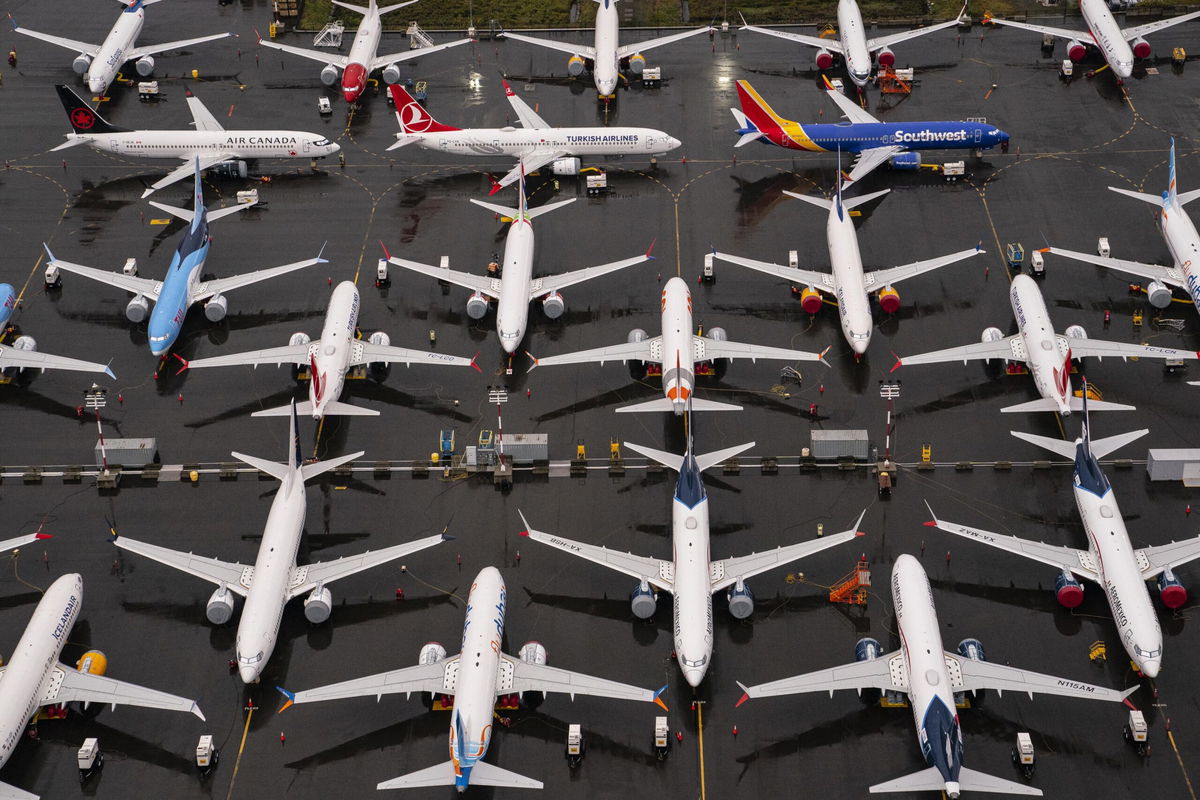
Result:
[737, 554, 1134, 797]
[893, 273, 1199, 414]
[9, 0, 231, 96]
[0, 573, 204, 800]
[731, 78, 1008, 187]
[51, 85, 340, 198]
[110, 403, 448, 684]
[983, 0, 1200, 83]
[44, 160, 325, 359]
[277, 566, 664, 791]
[385, 171, 651, 354]
[175, 281, 478, 419]
[0, 282, 114, 378]
[927, 383, 1200, 678]
[257, 0, 470, 103]
[738, 1, 965, 87]
[714, 180, 983, 355]
[387, 81, 681, 193]
[0, 529, 52, 555]
[527, 276, 828, 413]
[1047, 140, 1200, 316]
[520, 412, 863, 686]
[500, 0, 710, 100]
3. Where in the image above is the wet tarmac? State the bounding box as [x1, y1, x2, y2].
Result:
[3, 0, 1200, 797]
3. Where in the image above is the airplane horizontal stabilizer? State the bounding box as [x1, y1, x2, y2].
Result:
[624, 441, 683, 472]
[317, 400, 380, 417]
[1108, 186, 1161, 205]
[470, 196, 574, 221]
[1086, 429, 1150, 460]
[1178, 188, 1200, 206]
[1068, 397, 1135, 413]
[955, 766, 1044, 796]
[300, 449, 365, 482]
[229, 451, 290, 482]
[0, 777, 40, 800]
[252, 401, 314, 417]
[695, 442, 756, 473]
[868, 766, 945, 794]
[465, 760, 544, 789]
[615, 396, 743, 413]
[999, 397, 1135, 414]
[375, 760, 543, 791]
[1009, 430, 1077, 460]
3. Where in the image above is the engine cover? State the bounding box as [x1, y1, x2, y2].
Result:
[628, 328, 647, 344]
[76, 650, 108, 676]
[125, 295, 149, 323]
[630, 579, 657, 619]
[212, 160, 248, 179]
[369, 331, 390, 348]
[855, 637, 882, 661]
[72, 54, 92, 75]
[800, 287, 823, 314]
[289, 332, 312, 347]
[878, 286, 901, 314]
[466, 291, 489, 320]
[815, 48, 834, 70]
[303, 584, 333, 623]
[551, 157, 582, 176]
[321, 64, 340, 86]
[1064, 324, 1087, 340]
[1158, 567, 1187, 609]
[706, 326, 727, 342]
[12, 335, 36, 353]
[1067, 40, 1087, 62]
[542, 292, 566, 319]
[981, 326, 1004, 343]
[382, 63, 402, 85]
[957, 638, 986, 662]
[518, 641, 548, 666]
[628, 53, 646, 74]
[135, 55, 155, 77]
[1146, 279, 1172, 309]
[627, 328, 648, 379]
[876, 47, 895, 67]
[1055, 569, 1084, 608]
[204, 293, 228, 322]
[419, 642, 447, 665]
[206, 586, 236, 625]
[727, 579, 754, 619]
[567, 55, 587, 76]
[1131, 37, 1151, 59]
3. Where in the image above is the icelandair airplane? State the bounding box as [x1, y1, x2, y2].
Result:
[732, 78, 1008, 187]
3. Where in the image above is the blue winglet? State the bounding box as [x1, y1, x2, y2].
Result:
[653, 683, 669, 710]
[276, 686, 296, 712]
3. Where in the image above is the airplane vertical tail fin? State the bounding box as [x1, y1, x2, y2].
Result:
[191, 158, 205, 232]
[388, 85, 461, 133]
[517, 165, 528, 218]
[834, 149, 845, 221]
[55, 85, 129, 134]
[289, 398, 304, 470]
[734, 80, 788, 140]
[1080, 376, 1092, 455]
[1167, 137, 1179, 208]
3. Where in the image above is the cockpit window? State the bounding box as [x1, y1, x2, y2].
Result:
[238, 651, 264, 664]
[1134, 644, 1162, 659]
[681, 654, 708, 668]
[314, 138, 332, 147]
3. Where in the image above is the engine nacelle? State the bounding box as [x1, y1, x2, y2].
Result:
[206, 585, 236, 624]
[1131, 37, 1152, 59]
[628, 328, 647, 344]
[125, 294, 149, 323]
[212, 160, 248, 179]
[800, 287, 823, 314]
[981, 326, 1004, 343]
[12, 335, 36, 353]
[204, 293, 228, 322]
[289, 332, 312, 347]
[1064, 324, 1087, 340]
[382, 63, 402, 85]
[815, 48, 834, 70]
[627, 328, 648, 379]
[628, 53, 646, 74]
[303, 584, 332, 623]
[1066, 40, 1087, 62]
[957, 637, 986, 662]
[321, 64, 340, 86]
[878, 286, 901, 314]
[1055, 569, 1084, 608]
[466, 291, 489, 320]
[1146, 279, 1172, 309]
[367, 331, 392, 377]
[72, 54, 92, 75]
[1158, 567, 1187, 609]
[135, 55, 155, 77]
[876, 47, 895, 67]
[518, 641, 548, 666]
[542, 291, 566, 319]
[567, 55, 587, 76]
[855, 637, 882, 661]
[700, 325, 725, 344]
[727, 579, 754, 619]
[551, 157, 582, 176]
[76, 650, 108, 676]
[418, 641, 447, 665]
[630, 578, 657, 619]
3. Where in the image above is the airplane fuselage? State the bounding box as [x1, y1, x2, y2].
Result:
[85, 5, 144, 94]
[147, 215, 211, 356]
[670, 476, 715, 687]
[413, 128, 679, 161]
[1079, 0, 1135, 78]
[68, 130, 340, 161]
[826, 203, 875, 353]
[1160, 199, 1200, 315]
[495, 218, 537, 353]
[341, 10, 384, 102]
[0, 284, 15, 328]
[448, 567, 507, 790]
[660, 277, 697, 414]
[755, 119, 1006, 155]
[837, 0, 872, 85]
[308, 281, 361, 417]
[1010, 273, 1072, 415]
[592, 0, 622, 97]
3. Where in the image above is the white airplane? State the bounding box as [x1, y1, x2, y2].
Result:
[0, 573, 204, 800]
[175, 280, 479, 419]
[714, 182, 983, 356]
[527, 276, 828, 413]
[0, 530, 52, 555]
[738, 0, 965, 87]
[109, 403, 448, 684]
[737, 554, 1134, 798]
[0, 282, 116, 378]
[1047, 140, 1200, 316]
[983, 0, 1200, 83]
[256, 0, 470, 103]
[9, 0, 231, 96]
[893, 273, 1199, 414]
[500, 0, 711, 100]
[387, 82, 681, 194]
[51, 85, 341, 198]
[927, 383, 1200, 679]
[520, 413, 864, 687]
[277, 566, 665, 792]
[385, 171, 651, 355]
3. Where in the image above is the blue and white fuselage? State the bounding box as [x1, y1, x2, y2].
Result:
[148, 210, 210, 355]
[0, 284, 15, 328]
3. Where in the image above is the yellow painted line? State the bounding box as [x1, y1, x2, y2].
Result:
[224, 704, 255, 800]
[1168, 730, 1198, 800]
[150, 219, 172, 225]
[696, 701, 706, 800]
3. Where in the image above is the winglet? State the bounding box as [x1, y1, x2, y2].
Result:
[276, 686, 296, 713]
[316, 240, 328, 264]
[379, 240, 392, 260]
[923, 500, 939, 527]
[889, 352, 903, 373]
[653, 684, 669, 711]
[106, 524, 119, 543]
[103, 361, 116, 380]
[173, 353, 190, 375]
[487, 174, 503, 196]
[502, 78, 514, 95]
[646, 238, 657, 260]
[822, 74, 836, 91]
[818, 345, 832, 367]
[735, 681, 752, 707]
[517, 509, 532, 537]
[35, 533, 53, 540]
[524, 351, 539, 372]
[1121, 687, 1139, 703]
[469, 351, 482, 373]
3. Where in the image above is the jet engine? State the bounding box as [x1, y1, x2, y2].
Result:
[627, 328, 648, 379]
[12, 336, 36, 353]
[135, 55, 155, 77]
[551, 157, 582, 176]
[877, 286, 901, 314]
[1064, 324, 1087, 340]
[1055, 569, 1084, 607]
[1146, 279, 1172, 309]
[206, 585, 236, 624]
[419, 642, 447, 665]
[567, 54, 587, 76]
[1066, 40, 1087, 61]
[707, 326, 727, 342]
[289, 332, 312, 347]
[706, 326, 729, 378]
[627, 53, 646, 74]
[204, 293, 228, 322]
[630, 578, 657, 619]
[815, 49, 834, 70]
[875, 47, 895, 67]
[1131, 37, 1152, 59]
[125, 294, 150, 323]
[542, 292, 566, 319]
[800, 286, 823, 314]
[1158, 567, 1187, 609]
[303, 583, 332, 623]
[382, 62, 402, 84]
[466, 291, 489, 320]
[72, 54, 92, 75]
[727, 579, 754, 619]
[320, 64, 340, 86]
[212, 160, 248, 179]
[367, 331, 392, 378]
[77, 650, 108, 676]
[956, 638, 987, 704]
[519, 641, 548, 666]
[981, 326, 1004, 343]
[855, 637, 883, 702]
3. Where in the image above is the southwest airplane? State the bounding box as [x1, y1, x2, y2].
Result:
[52, 85, 340, 198]
[176, 280, 479, 418]
[0, 283, 115, 378]
[893, 273, 1199, 414]
[927, 382, 1200, 679]
[738, 1, 965, 87]
[9, 0, 231, 96]
[732, 78, 1009, 187]
[44, 160, 325, 358]
[736, 555, 1134, 798]
[520, 412, 864, 686]
[527, 276, 829, 413]
[387, 82, 680, 193]
[0, 573, 204, 800]
[500, 0, 711, 100]
[714, 181, 983, 355]
[1047, 140, 1200, 316]
[386, 170, 651, 354]
[983, 0, 1200, 83]
[256, 0, 470, 103]
[110, 403, 448, 684]
[277, 566, 664, 791]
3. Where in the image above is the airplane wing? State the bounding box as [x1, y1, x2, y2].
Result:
[501, 79, 548, 129]
[530, 337, 662, 370]
[351, 339, 477, 369]
[737, 23, 845, 54]
[519, 514, 673, 592]
[713, 511, 864, 592]
[370, 37, 473, 70]
[9, 25, 99, 57]
[387, 256, 500, 298]
[44, 665, 205, 719]
[1063, 336, 1199, 362]
[127, 32, 235, 63]
[531, 250, 651, 298]
[1121, 10, 1200, 41]
[281, 659, 455, 707]
[111, 535, 251, 596]
[982, 16, 1088, 42]
[614, 26, 713, 59]
[950, 653, 1134, 702]
[845, 146, 905, 186]
[184, 92, 224, 133]
[0, 533, 51, 553]
[493, 150, 571, 192]
[0, 778, 38, 800]
[498, 31, 596, 59]
[925, 506, 1098, 582]
[191, 255, 326, 303]
[287, 532, 449, 599]
[711, 251, 834, 293]
[1136, 536, 1200, 580]
[501, 653, 662, 704]
[824, 84, 879, 124]
[257, 36, 349, 68]
[694, 336, 827, 364]
[185, 342, 314, 370]
[866, 17, 963, 51]
[895, 334, 1025, 368]
[44, 251, 162, 300]
[737, 650, 905, 702]
[865, 247, 984, 288]
[142, 153, 237, 198]
[0, 343, 113, 378]
[1045, 247, 1185, 290]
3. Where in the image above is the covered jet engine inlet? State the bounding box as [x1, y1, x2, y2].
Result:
[72, 54, 92, 75]
[303, 583, 332, 623]
[875, 47, 895, 67]
[877, 286, 901, 314]
[212, 160, 248, 179]
[203, 293, 228, 322]
[206, 585, 236, 624]
[519, 641, 548, 666]
[466, 291, 489, 320]
[726, 579, 754, 619]
[551, 157, 582, 176]
[1066, 40, 1087, 61]
[855, 637, 883, 702]
[706, 327, 727, 342]
[1064, 324, 1087, 340]
[631, 578, 657, 619]
[800, 287, 823, 314]
[1158, 567, 1188, 609]
[1145, 279, 1172, 309]
[135, 55, 155, 77]
[76, 650, 108, 676]
[567, 54, 587, 76]
[320, 64, 340, 86]
[1131, 37, 1152, 59]
[706, 326, 728, 378]
[981, 326, 1004, 343]
[1055, 569, 1084, 607]
[12, 336, 36, 353]
[627, 328, 648, 379]
[125, 295, 150, 323]
[957, 638, 986, 663]
[815, 49, 834, 70]
[419, 642, 447, 665]
[627, 53, 646, 74]
[542, 291, 566, 319]
[368, 331, 392, 378]
[289, 332, 312, 380]
[382, 63, 402, 84]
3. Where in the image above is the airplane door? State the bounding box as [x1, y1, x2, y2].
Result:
[302, 140, 311, 154]
[974, 129, 981, 144]
[644, 136, 656, 152]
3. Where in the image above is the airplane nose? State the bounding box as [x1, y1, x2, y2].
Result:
[598, 79, 617, 97]
[1140, 658, 1161, 679]
[667, 137, 682, 151]
[343, 88, 361, 103]
[87, 77, 106, 94]
[683, 668, 706, 688]
[852, 339, 869, 355]
[238, 665, 260, 685]
[329, 142, 342, 153]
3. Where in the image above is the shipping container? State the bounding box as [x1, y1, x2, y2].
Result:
[95, 438, 157, 468]
[811, 430, 870, 461]
[1147, 449, 1200, 483]
[499, 433, 549, 464]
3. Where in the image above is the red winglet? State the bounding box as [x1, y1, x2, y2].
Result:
[487, 175, 503, 196]
[35, 533, 53, 540]
[378, 239, 391, 260]
[889, 352, 903, 373]
[518, 530, 529, 537]
[645, 238, 657, 259]
[254, 28, 263, 43]
[923, 520, 938, 527]
[854, 530, 865, 537]
[502, 79, 514, 95]
[173, 353, 189, 375]
[470, 351, 482, 373]
[1123, 697, 1138, 710]
[735, 692, 750, 708]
